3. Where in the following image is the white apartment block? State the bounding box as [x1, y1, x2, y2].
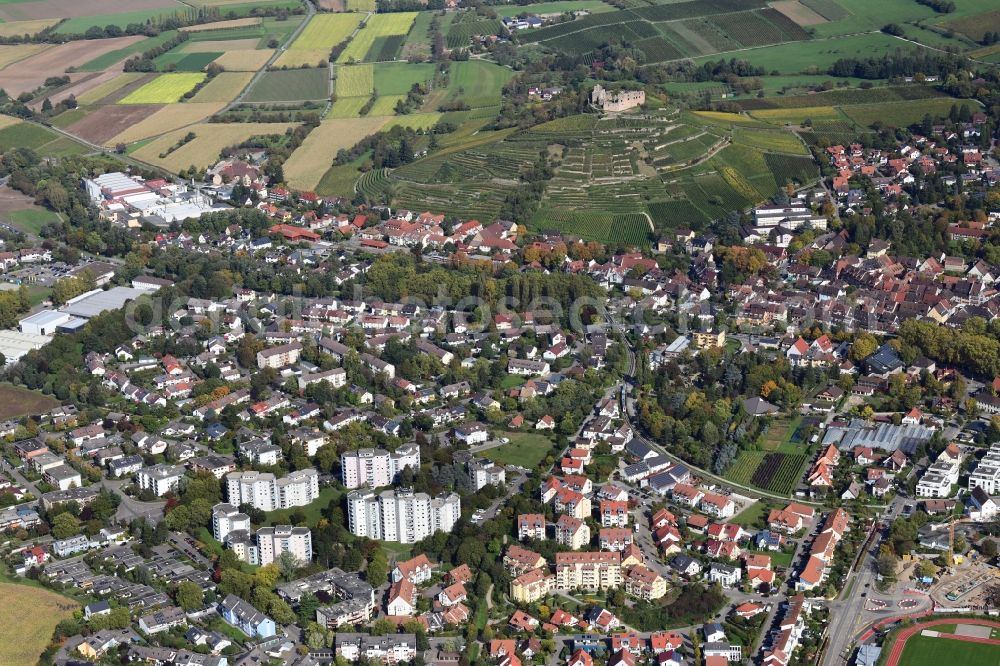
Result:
[917, 459, 960, 498]
[346, 488, 460, 544]
[970, 443, 1000, 494]
[136, 464, 185, 497]
[554, 552, 623, 591]
[341, 445, 421, 490]
[255, 525, 312, 566]
[226, 469, 320, 511]
[256, 342, 302, 369]
[212, 503, 251, 541]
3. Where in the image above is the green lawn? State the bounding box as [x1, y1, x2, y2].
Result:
[896, 631, 1000, 666]
[262, 485, 342, 527]
[730, 501, 774, 528]
[4, 207, 59, 235]
[500, 374, 526, 389]
[483, 431, 554, 469]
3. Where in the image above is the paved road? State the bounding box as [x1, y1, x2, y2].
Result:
[100, 477, 166, 524]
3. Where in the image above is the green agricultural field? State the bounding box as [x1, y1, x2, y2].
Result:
[841, 98, 981, 128]
[155, 50, 221, 72]
[493, 0, 613, 16]
[374, 62, 435, 96]
[483, 432, 556, 470]
[369, 95, 405, 116]
[79, 31, 180, 71]
[726, 451, 767, 487]
[384, 112, 443, 131]
[734, 128, 808, 154]
[336, 64, 374, 98]
[119, 73, 206, 104]
[337, 12, 417, 63]
[327, 97, 368, 118]
[694, 32, 921, 74]
[244, 68, 329, 102]
[443, 60, 512, 108]
[810, 0, 935, 37]
[55, 8, 190, 35]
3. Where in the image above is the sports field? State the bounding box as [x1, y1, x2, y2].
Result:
[119, 73, 206, 104]
[885, 619, 1000, 666]
[0, 582, 77, 664]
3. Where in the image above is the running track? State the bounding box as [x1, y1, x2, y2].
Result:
[884, 618, 1000, 666]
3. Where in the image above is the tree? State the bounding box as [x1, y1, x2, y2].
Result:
[916, 559, 939, 580]
[277, 550, 301, 581]
[850, 332, 878, 362]
[51, 511, 81, 539]
[982, 538, 998, 558]
[254, 563, 281, 590]
[876, 551, 897, 581]
[176, 580, 205, 611]
[366, 549, 388, 586]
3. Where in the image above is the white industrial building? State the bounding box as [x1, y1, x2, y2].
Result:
[346, 488, 460, 544]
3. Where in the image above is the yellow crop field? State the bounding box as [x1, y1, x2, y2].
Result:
[182, 38, 261, 52]
[749, 106, 840, 123]
[73, 73, 146, 105]
[108, 102, 225, 145]
[327, 97, 367, 118]
[181, 17, 262, 31]
[119, 73, 206, 104]
[0, 19, 60, 38]
[720, 165, 762, 200]
[335, 64, 373, 98]
[384, 112, 442, 131]
[337, 12, 416, 63]
[191, 72, 253, 102]
[693, 110, 765, 126]
[133, 122, 299, 171]
[285, 117, 390, 190]
[369, 95, 404, 116]
[0, 582, 77, 666]
[0, 44, 50, 70]
[273, 50, 330, 68]
[0, 114, 21, 130]
[212, 49, 273, 71]
[291, 14, 363, 50]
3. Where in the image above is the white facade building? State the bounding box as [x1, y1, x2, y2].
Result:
[136, 464, 185, 497]
[346, 488, 460, 544]
[341, 445, 421, 489]
[970, 443, 1000, 495]
[255, 525, 312, 566]
[212, 503, 251, 541]
[226, 469, 319, 511]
